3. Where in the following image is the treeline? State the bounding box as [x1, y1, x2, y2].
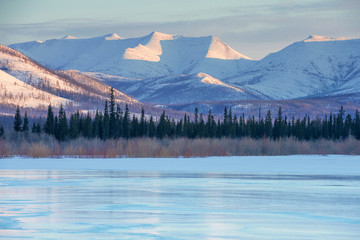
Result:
[6, 88, 360, 141]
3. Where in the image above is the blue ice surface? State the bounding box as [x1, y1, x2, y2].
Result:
[0, 155, 359, 239]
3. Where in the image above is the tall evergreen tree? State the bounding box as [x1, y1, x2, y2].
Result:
[322, 114, 329, 139]
[22, 111, 29, 133]
[83, 112, 93, 138]
[264, 110, 272, 138]
[115, 104, 123, 138]
[13, 106, 22, 132]
[157, 111, 167, 139]
[109, 87, 116, 138]
[148, 116, 156, 138]
[335, 106, 345, 139]
[222, 106, 228, 136]
[103, 100, 110, 140]
[198, 113, 205, 138]
[44, 105, 55, 135]
[130, 114, 139, 137]
[93, 110, 103, 139]
[57, 104, 68, 141]
[54, 116, 59, 139]
[32, 123, 37, 133]
[353, 110, 360, 140]
[193, 107, 199, 138]
[69, 114, 79, 139]
[328, 113, 333, 139]
[139, 107, 146, 137]
[175, 119, 183, 137]
[0, 124, 4, 138]
[123, 104, 130, 138]
[273, 107, 284, 139]
[344, 114, 352, 139]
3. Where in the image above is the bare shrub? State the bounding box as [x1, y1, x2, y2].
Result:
[0, 136, 359, 158]
[27, 142, 51, 158]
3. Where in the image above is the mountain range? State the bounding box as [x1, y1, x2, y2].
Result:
[2, 32, 360, 116]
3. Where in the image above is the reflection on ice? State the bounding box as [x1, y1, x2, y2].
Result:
[0, 170, 359, 239]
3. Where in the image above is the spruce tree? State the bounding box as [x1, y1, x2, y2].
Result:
[22, 111, 29, 133]
[228, 108, 233, 138]
[264, 110, 272, 138]
[157, 111, 166, 139]
[0, 124, 4, 138]
[32, 123, 37, 133]
[115, 104, 123, 138]
[328, 113, 333, 139]
[139, 107, 146, 137]
[222, 106, 228, 136]
[273, 107, 284, 139]
[54, 116, 59, 139]
[206, 110, 212, 138]
[148, 116, 156, 138]
[93, 110, 103, 139]
[198, 114, 205, 138]
[103, 100, 110, 140]
[83, 112, 93, 138]
[57, 104, 68, 141]
[344, 114, 352, 139]
[13, 106, 22, 132]
[186, 115, 193, 138]
[176, 119, 183, 137]
[353, 110, 360, 140]
[322, 114, 329, 139]
[131, 114, 139, 137]
[335, 106, 345, 139]
[44, 105, 55, 135]
[233, 114, 239, 138]
[194, 107, 199, 138]
[123, 104, 130, 138]
[216, 119, 222, 138]
[109, 87, 116, 138]
[69, 114, 79, 139]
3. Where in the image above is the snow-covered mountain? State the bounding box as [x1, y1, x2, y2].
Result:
[227, 35, 360, 99]
[8, 33, 360, 107]
[9, 32, 250, 79]
[0, 45, 138, 112]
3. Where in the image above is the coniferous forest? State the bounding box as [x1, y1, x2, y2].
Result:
[3, 87, 360, 142]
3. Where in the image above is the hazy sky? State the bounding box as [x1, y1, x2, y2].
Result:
[0, 0, 359, 59]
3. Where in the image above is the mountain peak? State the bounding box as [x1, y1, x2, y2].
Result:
[62, 35, 77, 40]
[104, 33, 123, 40]
[303, 35, 350, 42]
[206, 36, 251, 60]
[148, 31, 175, 40]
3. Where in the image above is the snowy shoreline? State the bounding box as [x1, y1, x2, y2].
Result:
[1, 155, 359, 175]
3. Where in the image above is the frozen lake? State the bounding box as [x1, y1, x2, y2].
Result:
[0, 155, 360, 239]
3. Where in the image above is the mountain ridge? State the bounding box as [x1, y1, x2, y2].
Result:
[6, 32, 360, 112]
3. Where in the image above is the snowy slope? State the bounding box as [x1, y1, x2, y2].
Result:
[0, 70, 68, 108]
[226, 36, 360, 99]
[0, 45, 138, 110]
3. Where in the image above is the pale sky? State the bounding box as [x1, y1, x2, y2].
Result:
[0, 0, 359, 59]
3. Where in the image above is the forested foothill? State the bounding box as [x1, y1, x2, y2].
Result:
[0, 88, 359, 157]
